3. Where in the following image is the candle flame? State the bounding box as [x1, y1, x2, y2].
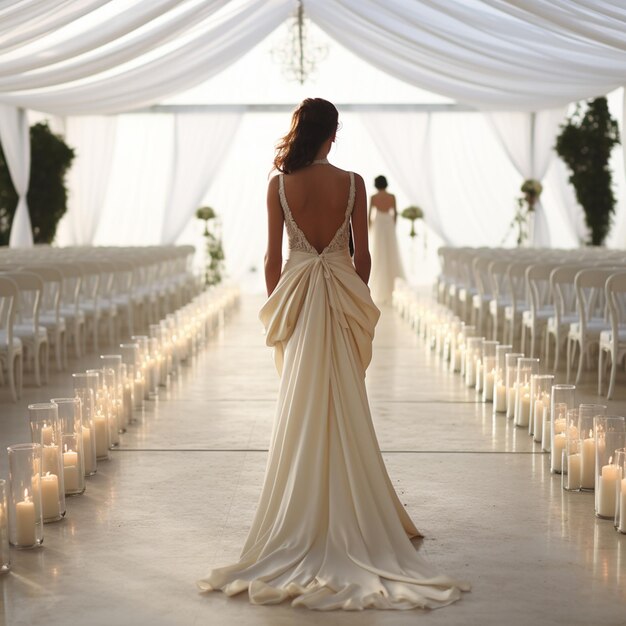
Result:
[64, 443, 68, 453]
[609, 456, 613, 464]
[23, 488, 29, 501]
[589, 429, 593, 438]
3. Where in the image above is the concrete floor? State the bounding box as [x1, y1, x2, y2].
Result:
[1, 296, 626, 625]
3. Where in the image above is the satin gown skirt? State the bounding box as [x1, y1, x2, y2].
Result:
[198, 249, 469, 610]
[369, 210, 405, 305]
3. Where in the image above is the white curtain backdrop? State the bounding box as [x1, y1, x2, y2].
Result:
[161, 110, 242, 244]
[488, 108, 567, 246]
[0, 104, 32, 247]
[58, 115, 118, 245]
[359, 112, 448, 244]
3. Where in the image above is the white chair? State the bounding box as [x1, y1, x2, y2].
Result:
[488, 259, 511, 342]
[599, 271, 626, 399]
[110, 259, 135, 339]
[23, 266, 67, 371]
[7, 271, 49, 387]
[77, 261, 102, 352]
[471, 255, 497, 338]
[567, 268, 617, 384]
[546, 265, 583, 372]
[521, 262, 560, 359]
[55, 263, 86, 358]
[0, 276, 24, 401]
[503, 261, 529, 349]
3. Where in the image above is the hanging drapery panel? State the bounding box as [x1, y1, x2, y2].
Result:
[60, 116, 118, 245]
[488, 107, 567, 246]
[0, 0, 293, 115]
[359, 111, 448, 245]
[0, 104, 33, 247]
[307, 0, 626, 110]
[161, 110, 243, 244]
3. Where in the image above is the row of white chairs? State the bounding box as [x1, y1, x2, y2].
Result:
[436, 246, 626, 399]
[0, 245, 200, 402]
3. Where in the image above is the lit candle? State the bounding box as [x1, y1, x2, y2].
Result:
[581, 431, 595, 489]
[507, 382, 517, 418]
[42, 444, 59, 475]
[566, 453, 581, 490]
[515, 385, 531, 427]
[82, 425, 95, 474]
[15, 489, 36, 546]
[552, 433, 567, 472]
[41, 424, 53, 446]
[41, 472, 60, 520]
[495, 382, 506, 412]
[598, 457, 619, 518]
[619, 479, 626, 533]
[94, 412, 108, 458]
[63, 447, 79, 493]
[484, 369, 495, 402]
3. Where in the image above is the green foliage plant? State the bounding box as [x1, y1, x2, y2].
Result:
[555, 97, 620, 246]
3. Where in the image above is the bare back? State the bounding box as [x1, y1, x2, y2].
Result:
[370, 190, 395, 213]
[282, 165, 353, 254]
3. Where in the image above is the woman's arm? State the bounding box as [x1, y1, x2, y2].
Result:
[351, 174, 371, 284]
[264, 176, 284, 296]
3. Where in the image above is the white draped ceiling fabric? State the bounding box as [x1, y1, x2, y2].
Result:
[1, 0, 626, 247]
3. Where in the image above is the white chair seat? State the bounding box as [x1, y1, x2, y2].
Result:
[60, 308, 85, 323]
[600, 327, 626, 343]
[39, 314, 66, 331]
[523, 307, 552, 323]
[14, 325, 47, 341]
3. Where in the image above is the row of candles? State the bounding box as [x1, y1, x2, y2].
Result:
[0, 285, 239, 571]
[393, 285, 626, 532]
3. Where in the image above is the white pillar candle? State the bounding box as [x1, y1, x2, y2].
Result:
[566, 453, 582, 490]
[42, 445, 58, 475]
[495, 382, 506, 412]
[507, 383, 517, 418]
[82, 426, 95, 474]
[63, 449, 79, 493]
[515, 386, 531, 427]
[554, 417, 566, 434]
[542, 407, 551, 450]
[552, 433, 567, 472]
[15, 491, 36, 546]
[94, 414, 108, 458]
[581, 434, 595, 489]
[484, 370, 495, 402]
[41, 425, 53, 446]
[475, 359, 483, 392]
[533, 399, 544, 441]
[597, 459, 619, 518]
[618, 479, 626, 533]
[41, 473, 60, 520]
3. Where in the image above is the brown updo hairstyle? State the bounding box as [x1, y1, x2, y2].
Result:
[273, 98, 338, 174]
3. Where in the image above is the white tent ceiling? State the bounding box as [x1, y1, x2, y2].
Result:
[0, 0, 625, 114]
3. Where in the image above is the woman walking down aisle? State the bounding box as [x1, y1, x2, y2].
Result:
[198, 98, 469, 611]
[368, 175, 405, 305]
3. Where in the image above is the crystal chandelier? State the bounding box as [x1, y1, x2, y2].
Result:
[271, 0, 327, 85]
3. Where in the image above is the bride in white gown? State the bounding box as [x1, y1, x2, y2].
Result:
[198, 98, 469, 611]
[368, 175, 405, 305]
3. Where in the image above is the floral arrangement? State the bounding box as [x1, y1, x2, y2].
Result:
[520, 179, 543, 211]
[401, 205, 424, 237]
[196, 206, 224, 285]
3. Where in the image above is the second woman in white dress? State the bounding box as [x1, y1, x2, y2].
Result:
[368, 175, 405, 305]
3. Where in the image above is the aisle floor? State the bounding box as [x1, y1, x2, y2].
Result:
[1, 296, 626, 626]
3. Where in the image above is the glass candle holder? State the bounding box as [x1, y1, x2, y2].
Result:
[100, 355, 125, 432]
[120, 342, 140, 381]
[28, 403, 65, 522]
[0, 479, 10, 572]
[492, 345, 513, 414]
[594, 415, 626, 519]
[562, 408, 581, 491]
[73, 388, 96, 476]
[458, 324, 476, 376]
[530, 374, 553, 441]
[577, 404, 607, 491]
[505, 353, 524, 419]
[120, 363, 134, 427]
[148, 336, 160, 398]
[550, 402, 569, 473]
[549, 384, 575, 462]
[613, 449, 626, 531]
[131, 335, 152, 401]
[7, 443, 44, 548]
[87, 369, 119, 449]
[73, 373, 110, 462]
[513, 357, 539, 428]
[480, 340, 498, 402]
[51, 398, 86, 496]
[616, 450, 626, 533]
[465, 337, 483, 388]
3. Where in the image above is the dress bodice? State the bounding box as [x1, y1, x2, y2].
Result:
[279, 171, 355, 255]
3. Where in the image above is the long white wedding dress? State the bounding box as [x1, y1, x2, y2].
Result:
[198, 171, 469, 610]
[369, 207, 405, 305]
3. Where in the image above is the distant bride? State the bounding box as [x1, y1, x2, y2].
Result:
[198, 98, 469, 611]
[368, 175, 405, 305]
